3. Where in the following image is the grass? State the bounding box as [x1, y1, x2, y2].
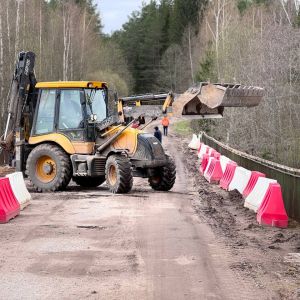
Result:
[173, 120, 192, 136]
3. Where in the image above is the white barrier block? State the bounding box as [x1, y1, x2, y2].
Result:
[198, 145, 208, 159]
[244, 177, 277, 212]
[6, 172, 31, 210]
[228, 167, 252, 194]
[188, 134, 200, 150]
[220, 156, 232, 173]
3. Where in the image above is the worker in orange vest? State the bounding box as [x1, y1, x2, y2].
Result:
[161, 115, 170, 136]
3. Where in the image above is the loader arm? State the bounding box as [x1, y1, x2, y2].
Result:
[119, 82, 264, 121]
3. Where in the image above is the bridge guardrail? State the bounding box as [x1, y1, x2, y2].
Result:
[201, 132, 300, 221]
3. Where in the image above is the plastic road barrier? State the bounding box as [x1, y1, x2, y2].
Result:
[188, 134, 200, 150]
[213, 152, 221, 159]
[200, 154, 209, 175]
[244, 177, 277, 212]
[219, 161, 237, 190]
[204, 158, 223, 184]
[242, 172, 266, 198]
[220, 156, 232, 173]
[257, 183, 288, 228]
[208, 148, 215, 156]
[228, 167, 252, 194]
[198, 145, 209, 159]
[197, 143, 203, 155]
[0, 178, 20, 223]
[6, 172, 31, 210]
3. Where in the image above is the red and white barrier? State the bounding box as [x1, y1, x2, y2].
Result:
[244, 177, 277, 212]
[219, 161, 237, 190]
[0, 178, 20, 223]
[197, 143, 203, 156]
[200, 154, 209, 175]
[213, 152, 221, 159]
[220, 156, 232, 173]
[6, 172, 31, 210]
[242, 171, 266, 198]
[188, 134, 200, 150]
[198, 145, 209, 159]
[257, 183, 288, 228]
[204, 158, 223, 184]
[228, 167, 252, 194]
[189, 139, 289, 228]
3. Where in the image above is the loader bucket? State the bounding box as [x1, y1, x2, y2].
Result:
[172, 83, 264, 119]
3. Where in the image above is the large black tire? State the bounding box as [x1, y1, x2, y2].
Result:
[105, 155, 133, 194]
[73, 176, 105, 188]
[26, 143, 72, 192]
[148, 155, 176, 191]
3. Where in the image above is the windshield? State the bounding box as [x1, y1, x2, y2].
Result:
[85, 89, 107, 122]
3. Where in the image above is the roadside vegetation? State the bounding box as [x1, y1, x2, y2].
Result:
[173, 120, 193, 136]
[113, 0, 300, 168]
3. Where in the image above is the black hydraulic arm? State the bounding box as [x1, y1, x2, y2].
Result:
[3, 51, 36, 142]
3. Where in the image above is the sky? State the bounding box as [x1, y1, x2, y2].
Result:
[95, 0, 150, 34]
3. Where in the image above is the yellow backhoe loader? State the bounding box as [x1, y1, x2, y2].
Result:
[0, 52, 264, 193]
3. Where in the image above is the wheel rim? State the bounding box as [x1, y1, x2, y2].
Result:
[108, 164, 117, 186]
[36, 155, 57, 183]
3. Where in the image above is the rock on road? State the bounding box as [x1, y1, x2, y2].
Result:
[0, 131, 268, 300]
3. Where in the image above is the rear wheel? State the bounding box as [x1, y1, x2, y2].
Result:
[105, 155, 133, 194]
[73, 176, 105, 188]
[26, 143, 72, 192]
[148, 155, 176, 191]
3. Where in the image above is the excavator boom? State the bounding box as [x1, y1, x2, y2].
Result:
[1, 51, 36, 168]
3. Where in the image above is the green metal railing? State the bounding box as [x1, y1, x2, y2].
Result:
[201, 132, 300, 221]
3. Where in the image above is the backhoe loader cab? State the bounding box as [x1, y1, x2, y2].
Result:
[32, 81, 108, 137]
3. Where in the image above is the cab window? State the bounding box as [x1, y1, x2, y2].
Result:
[35, 89, 56, 134]
[85, 89, 107, 122]
[59, 90, 83, 130]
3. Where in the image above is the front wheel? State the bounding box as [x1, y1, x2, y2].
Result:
[148, 155, 176, 191]
[105, 155, 133, 194]
[26, 143, 72, 192]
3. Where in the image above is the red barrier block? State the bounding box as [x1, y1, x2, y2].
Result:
[200, 154, 209, 175]
[0, 178, 20, 223]
[257, 183, 288, 228]
[242, 171, 266, 199]
[213, 152, 221, 159]
[204, 158, 223, 184]
[219, 162, 237, 190]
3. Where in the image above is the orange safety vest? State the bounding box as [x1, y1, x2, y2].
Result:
[161, 117, 170, 127]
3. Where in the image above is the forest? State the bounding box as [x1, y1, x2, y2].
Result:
[0, 0, 299, 168]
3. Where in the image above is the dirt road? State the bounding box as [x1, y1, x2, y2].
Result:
[0, 127, 299, 299]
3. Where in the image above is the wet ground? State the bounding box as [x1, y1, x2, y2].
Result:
[0, 126, 299, 299]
